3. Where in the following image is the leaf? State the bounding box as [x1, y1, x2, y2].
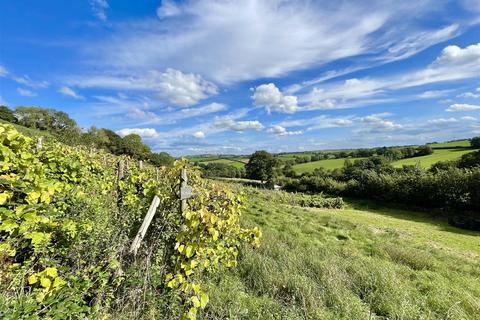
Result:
[186, 245, 195, 258]
[40, 277, 51, 289]
[28, 274, 38, 285]
[191, 296, 201, 308]
[53, 277, 66, 289]
[44, 267, 57, 277]
[200, 293, 209, 309]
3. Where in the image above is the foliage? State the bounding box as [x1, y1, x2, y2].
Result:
[457, 150, 480, 168]
[149, 151, 175, 167]
[202, 187, 480, 319]
[470, 136, 480, 148]
[199, 162, 245, 179]
[245, 150, 279, 185]
[13, 106, 77, 133]
[0, 106, 15, 123]
[0, 124, 260, 319]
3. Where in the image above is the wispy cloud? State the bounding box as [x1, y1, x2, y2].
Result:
[90, 0, 109, 22]
[59, 86, 84, 100]
[446, 103, 480, 112]
[17, 88, 37, 97]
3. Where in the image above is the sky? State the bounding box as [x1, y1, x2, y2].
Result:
[0, 0, 479, 156]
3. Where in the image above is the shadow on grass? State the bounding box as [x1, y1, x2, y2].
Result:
[343, 197, 480, 237]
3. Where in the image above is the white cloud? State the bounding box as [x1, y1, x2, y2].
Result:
[298, 43, 480, 110]
[252, 83, 298, 113]
[17, 88, 37, 97]
[427, 117, 458, 124]
[358, 113, 403, 132]
[278, 115, 354, 131]
[116, 128, 158, 138]
[69, 68, 217, 107]
[461, 116, 477, 121]
[458, 87, 480, 98]
[419, 90, 453, 98]
[267, 125, 303, 136]
[90, 0, 109, 21]
[157, 0, 181, 18]
[0, 65, 8, 77]
[214, 117, 263, 131]
[13, 75, 49, 89]
[88, 0, 461, 84]
[446, 103, 480, 112]
[59, 86, 84, 99]
[193, 131, 205, 139]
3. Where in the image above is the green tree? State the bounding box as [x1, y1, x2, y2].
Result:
[149, 152, 174, 166]
[120, 134, 151, 159]
[14, 106, 77, 132]
[471, 136, 480, 148]
[245, 150, 279, 185]
[0, 105, 15, 122]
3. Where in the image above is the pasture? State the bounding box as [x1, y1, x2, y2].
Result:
[292, 157, 366, 173]
[204, 186, 480, 319]
[392, 148, 477, 168]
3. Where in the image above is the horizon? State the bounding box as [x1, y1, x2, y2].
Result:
[1, 1, 479, 156]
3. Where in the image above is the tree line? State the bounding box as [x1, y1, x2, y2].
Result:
[0, 105, 174, 166]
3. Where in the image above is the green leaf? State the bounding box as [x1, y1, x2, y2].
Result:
[200, 293, 209, 309]
[40, 277, 51, 288]
[186, 245, 195, 258]
[28, 274, 38, 285]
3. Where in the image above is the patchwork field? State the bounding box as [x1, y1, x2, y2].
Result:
[204, 186, 480, 319]
[392, 148, 477, 168]
[292, 157, 366, 173]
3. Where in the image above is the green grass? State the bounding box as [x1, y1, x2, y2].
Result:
[392, 148, 477, 168]
[428, 140, 471, 149]
[293, 157, 366, 173]
[203, 186, 480, 319]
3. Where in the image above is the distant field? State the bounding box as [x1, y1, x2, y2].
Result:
[428, 139, 470, 149]
[292, 157, 366, 173]
[392, 148, 476, 168]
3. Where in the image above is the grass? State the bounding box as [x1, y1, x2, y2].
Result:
[392, 148, 477, 168]
[428, 140, 471, 149]
[292, 157, 366, 173]
[202, 185, 480, 319]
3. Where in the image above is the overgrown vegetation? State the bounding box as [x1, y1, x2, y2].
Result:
[0, 105, 174, 166]
[281, 154, 480, 230]
[0, 124, 260, 319]
[203, 185, 480, 319]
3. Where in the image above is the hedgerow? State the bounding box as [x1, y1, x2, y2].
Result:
[0, 124, 261, 319]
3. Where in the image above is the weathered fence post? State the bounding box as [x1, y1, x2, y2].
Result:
[156, 167, 160, 182]
[139, 160, 143, 170]
[180, 168, 193, 213]
[129, 195, 161, 256]
[117, 160, 125, 182]
[36, 137, 43, 151]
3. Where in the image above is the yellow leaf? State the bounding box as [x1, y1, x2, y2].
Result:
[40, 277, 51, 288]
[200, 293, 209, 309]
[28, 274, 38, 285]
[191, 296, 201, 308]
[186, 245, 194, 258]
[44, 267, 57, 277]
[53, 277, 66, 289]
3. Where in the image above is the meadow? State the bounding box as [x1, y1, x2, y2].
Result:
[203, 185, 480, 319]
[292, 157, 366, 173]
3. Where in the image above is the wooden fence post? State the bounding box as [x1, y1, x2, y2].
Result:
[129, 195, 161, 256]
[156, 167, 160, 182]
[36, 137, 43, 151]
[117, 160, 125, 182]
[180, 168, 193, 213]
[139, 160, 143, 170]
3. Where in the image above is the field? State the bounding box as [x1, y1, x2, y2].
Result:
[292, 157, 366, 173]
[392, 148, 476, 168]
[204, 185, 480, 319]
[428, 140, 471, 149]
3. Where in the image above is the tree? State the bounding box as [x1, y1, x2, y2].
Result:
[14, 106, 77, 132]
[458, 151, 480, 168]
[120, 134, 151, 160]
[245, 150, 279, 185]
[149, 152, 174, 166]
[415, 145, 433, 157]
[0, 106, 15, 122]
[471, 136, 480, 148]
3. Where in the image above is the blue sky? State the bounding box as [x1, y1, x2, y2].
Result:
[0, 0, 479, 156]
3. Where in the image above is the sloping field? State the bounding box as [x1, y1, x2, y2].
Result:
[392, 148, 477, 168]
[292, 157, 366, 173]
[204, 187, 480, 319]
[428, 140, 470, 149]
